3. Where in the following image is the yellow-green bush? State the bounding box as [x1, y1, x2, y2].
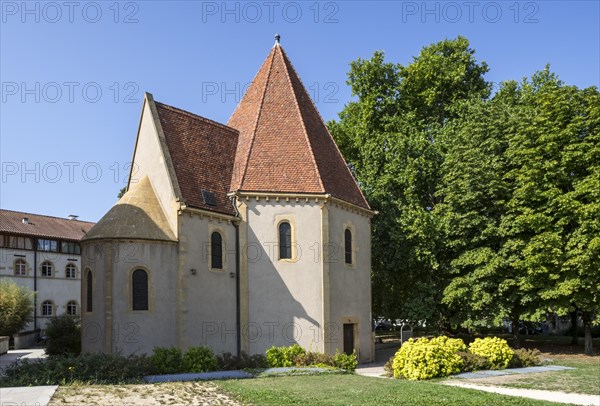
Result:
[429, 336, 467, 353]
[468, 337, 514, 369]
[391, 336, 465, 380]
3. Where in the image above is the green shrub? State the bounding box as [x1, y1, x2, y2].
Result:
[509, 348, 542, 368]
[333, 350, 358, 372]
[265, 345, 357, 371]
[44, 315, 81, 356]
[266, 344, 306, 367]
[0, 280, 34, 337]
[182, 346, 217, 372]
[149, 347, 184, 374]
[293, 351, 336, 367]
[392, 336, 465, 380]
[292, 350, 357, 371]
[468, 337, 514, 369]
[0, 353, 154, 387]
[216, 352, 267, 370]
[383, 357, 394, 377]
[458, 351, 492, 372]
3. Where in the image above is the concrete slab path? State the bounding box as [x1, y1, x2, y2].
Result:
[443, 381, 600, 406]
[0, 348, 47, 375]
[0, 385, 58, 406]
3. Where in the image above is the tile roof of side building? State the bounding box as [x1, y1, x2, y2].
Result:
[154, 102, 239, 216]
[0, 209, 95, 241]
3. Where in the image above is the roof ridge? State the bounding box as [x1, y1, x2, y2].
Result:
[0, 208, 95, 224]
[155, 101, 239, 135]
[278, 47, 371, 209]
[277, 46, 325, 192]
[238, 47, 277, 189]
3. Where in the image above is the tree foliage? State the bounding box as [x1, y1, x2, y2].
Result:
[330, 36, 599, 353]
[330, 36, 490, 325]
[0, 280, 34, 337]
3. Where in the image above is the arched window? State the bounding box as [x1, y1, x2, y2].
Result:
[211, 232, 223, 269]
[279, 221, 292, 259]
[67, 301, 78, 316]
[132, 269, 148, 311]
[14, 259, 26, 276]
[41, 300, 53, 316]
[65, 263, 77, 278]
[86, 270, 93, 312]
[41, 261, 53, 277]
[345, 228, 353, 265]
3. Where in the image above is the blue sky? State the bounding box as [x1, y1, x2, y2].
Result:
[1, 0, 599, 222]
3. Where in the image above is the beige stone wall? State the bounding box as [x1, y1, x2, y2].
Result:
[81, 240, 178, 355]
[242, 197, 325, 355]
[81, 241, 106, 354]
[326, 204, 373, 363]
[128, 99, 179, 236]
[176, 211, 238, 354]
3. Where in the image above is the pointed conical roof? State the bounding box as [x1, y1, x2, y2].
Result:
[228, 44, 370, 210]
[82, 176, 176, 242]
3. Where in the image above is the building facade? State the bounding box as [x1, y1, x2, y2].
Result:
[0, 210, 94, 332]
[81, 40, 374, 362]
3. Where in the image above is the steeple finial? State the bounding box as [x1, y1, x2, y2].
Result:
[275, 33, 281, 45]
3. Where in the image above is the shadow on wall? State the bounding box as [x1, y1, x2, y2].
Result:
[245, 225, 322, 354]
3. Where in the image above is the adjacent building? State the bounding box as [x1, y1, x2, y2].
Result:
[0, 209, 95, 332]
[81, 39, 375, 362]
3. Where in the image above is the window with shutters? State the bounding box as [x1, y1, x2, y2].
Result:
[132, 269, 149, 311]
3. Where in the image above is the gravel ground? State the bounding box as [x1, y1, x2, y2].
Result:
[49, 381, 242, 405]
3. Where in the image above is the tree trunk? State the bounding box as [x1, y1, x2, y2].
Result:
[511, 317, 521, 348]
[570, 310, 579, 346]
[582, 312, 594, 355]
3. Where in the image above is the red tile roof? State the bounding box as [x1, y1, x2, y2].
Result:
[153, 44, 370, 213]
[155, 102, 239, 215]
[227, 44, 370, 209]
[0, 209, 95, 241]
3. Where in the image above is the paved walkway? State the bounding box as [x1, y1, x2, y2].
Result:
[0, 348, 47, 375]
[0, 385, 57, 406]
[0, 348, 54, 406]
[144, 366, 336, 383]
[443, 381, 600, 406]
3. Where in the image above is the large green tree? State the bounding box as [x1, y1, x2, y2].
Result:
[331, 37, 599, 354]
[329, 36, 490, 325]
[438, 82, 528, 337]
[433, 68, 599, 352]
[500, 69, 600, 354]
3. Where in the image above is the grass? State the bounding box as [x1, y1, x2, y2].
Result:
[484, 354, 599, 395]
[215, 374, 560, 405]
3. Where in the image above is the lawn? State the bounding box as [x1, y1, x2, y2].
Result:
[215, 374, 561, 405]
[455, 353, 600, 396]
